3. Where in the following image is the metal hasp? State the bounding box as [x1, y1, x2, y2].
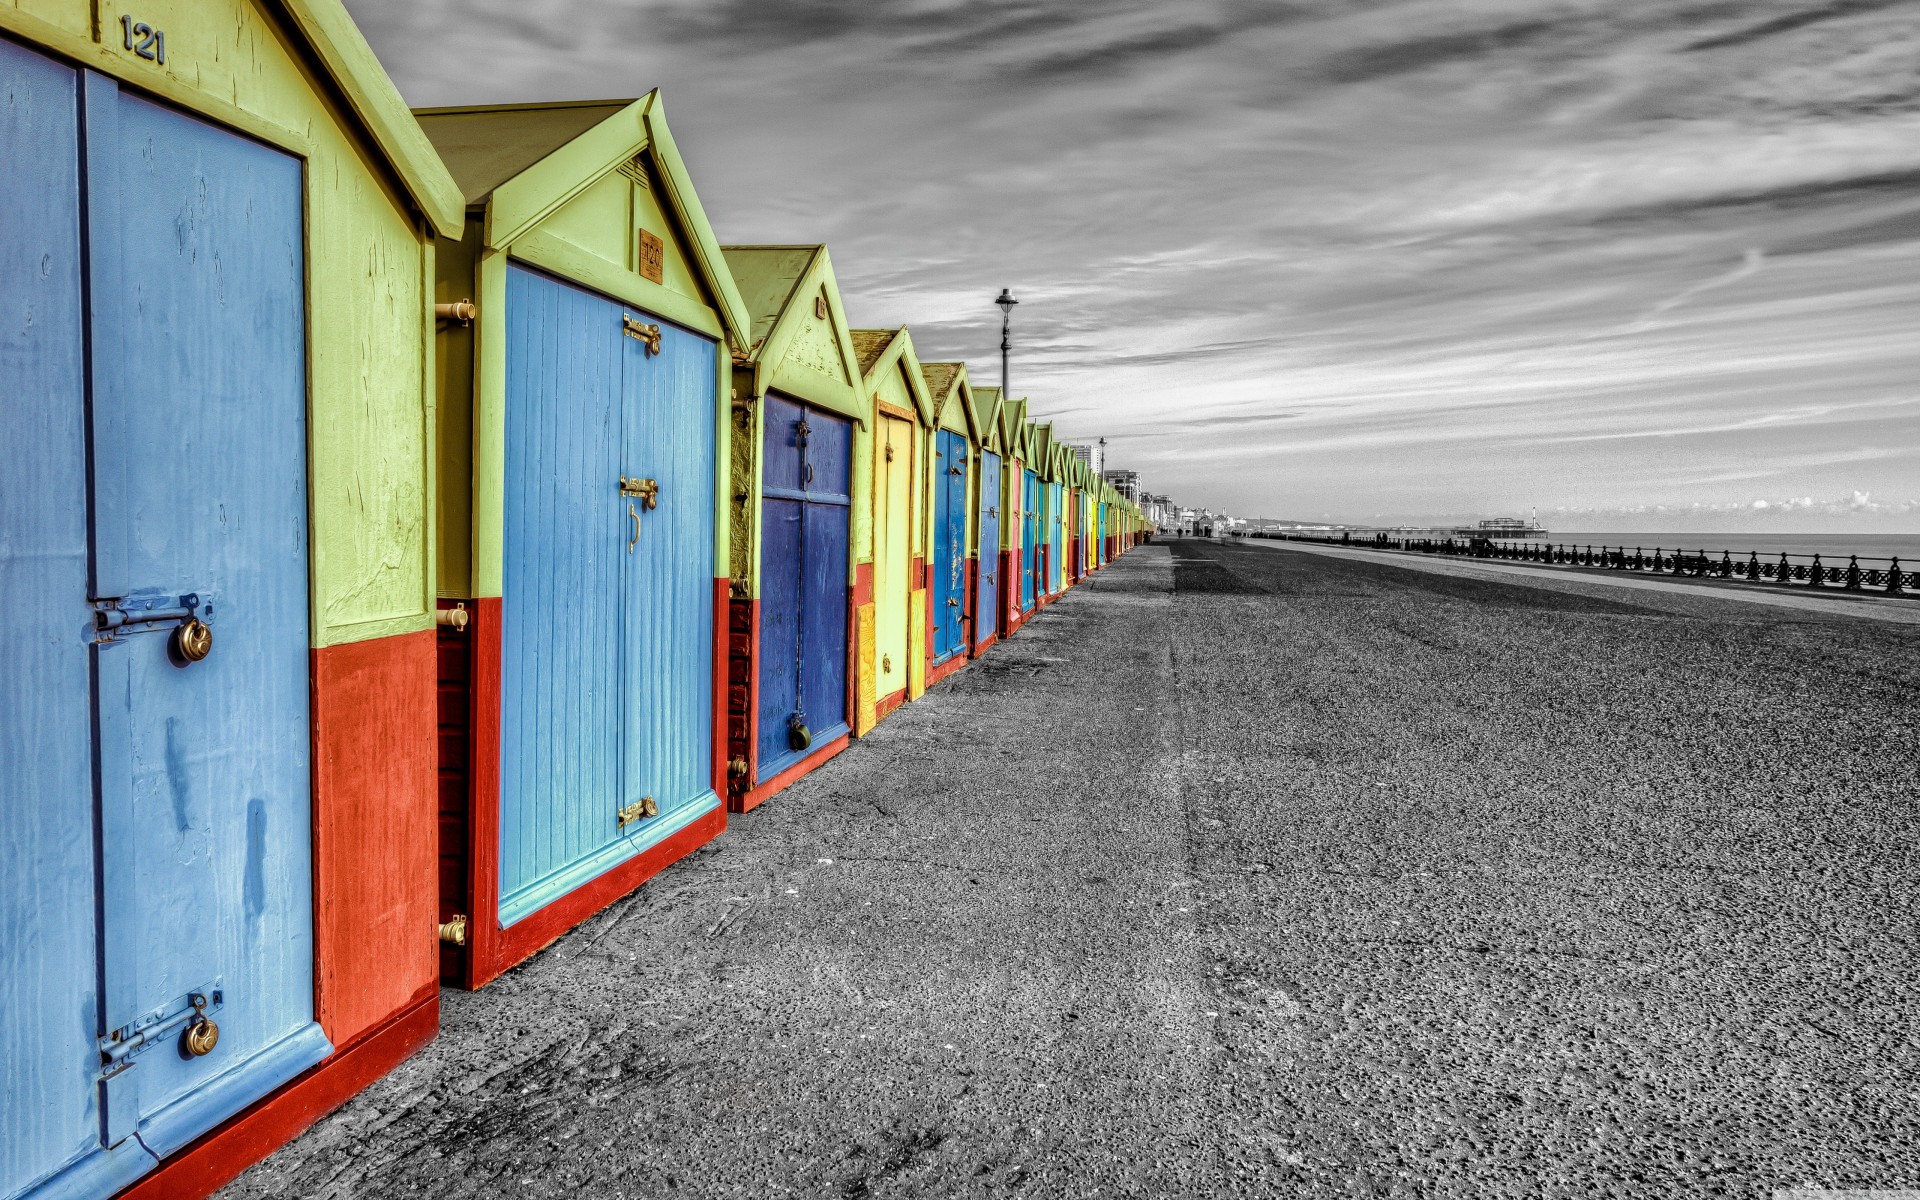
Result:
[620, 475, 661, 509]
[99, 984, 225, 1076]
[616, 796, 658, 827]
[623, 314, 662, 356]
[93, 591, 213, 645]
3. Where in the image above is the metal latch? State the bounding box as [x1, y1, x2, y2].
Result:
[438, 914, 469, 946]
[617, 796, 658, 827]
[623, 315, 662, 356]
[620, 476, 660, 509]
[99, 982, 224, 1076]
[93, 591, 214, 662]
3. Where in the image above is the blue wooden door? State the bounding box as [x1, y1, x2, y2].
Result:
[1021, 470, 1040, 611]
[758, 398, 851, 779]
[973, 451, 1000, 648]
[2, 56, 325, 1200]
[619, 320, 717, 854]
[1, 43, 117, 1199]
[931, 431, 967, 663]
[1049, 483, 1065, 594]
[500, 267, 719, 925]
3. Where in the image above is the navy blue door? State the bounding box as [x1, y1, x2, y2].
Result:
[500, 266, 718, 925]
[931, 431, 969, 663]
[3, 53, 323, 1199]
[758, 397, 851, 779]
[973, 452, 1001, 648]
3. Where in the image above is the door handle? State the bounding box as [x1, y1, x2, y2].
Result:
[628, 503, 640, 553]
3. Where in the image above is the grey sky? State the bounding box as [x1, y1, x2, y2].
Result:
[349, 0, 1920, 530]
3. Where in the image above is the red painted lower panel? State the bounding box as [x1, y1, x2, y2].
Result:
[116, 991, 437, 1200]
[852, 560, 874, 607]
[484, 806, 726, 979]
[725, 596, 759, 810]
[875, 686, 908, 721]
[926, 650, 969, 687]
[711, 579, 728, 800]
[971, 631, 998, 657]
[310, 629, 437, 1048]
[735, 733, 851, 813]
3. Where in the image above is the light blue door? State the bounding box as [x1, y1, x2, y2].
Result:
[3, 54, 324, 1200]
[500, 266, 719, 926]
[1021, 470, 1040, 610]
[973, 452, 1000, 648]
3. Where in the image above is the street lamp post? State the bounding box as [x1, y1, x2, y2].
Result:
[995, 288, 1017, 397]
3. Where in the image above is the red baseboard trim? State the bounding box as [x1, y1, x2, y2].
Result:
[875, 686, 908, 722]
[926, 651, 969, 687]
[733, 733, 851, 813]
[471, 805, 726, 987]
[971, 632, 998, 657]
[116, 991, 438, 1200]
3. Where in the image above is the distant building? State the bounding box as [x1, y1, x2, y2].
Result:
[1066, 441, 1105, 476]
[1103, 468, 1139, 503]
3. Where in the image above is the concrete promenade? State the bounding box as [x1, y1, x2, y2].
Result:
[227, 542, 1919, 1199]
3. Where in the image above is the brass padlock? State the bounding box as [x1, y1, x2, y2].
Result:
[183, 995, 219, 1057]
[173, 618, 212, 663]
[787, 714, 812, 752]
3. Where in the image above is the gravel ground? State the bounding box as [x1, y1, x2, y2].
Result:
[224, 540, 1919, 1200]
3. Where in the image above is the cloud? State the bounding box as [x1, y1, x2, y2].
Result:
[345, 0, 1920, 529]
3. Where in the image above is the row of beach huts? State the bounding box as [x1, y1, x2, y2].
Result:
[0, 4, 1149, 1199]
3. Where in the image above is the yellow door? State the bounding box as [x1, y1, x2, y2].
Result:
[874, 415, 913, 700]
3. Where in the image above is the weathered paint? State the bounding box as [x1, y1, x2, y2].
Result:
[0, 15, 456, 1191]
[850, 328, 935, 729]
[418, 97, 741, 986]
[974, 451, 1004, 651]
[756, 396, 854, 781]
[720, 247, 868, 810]
[872, 413, 916, 709]
[494, 267, 719, 928]
[931, 429, 971, 664]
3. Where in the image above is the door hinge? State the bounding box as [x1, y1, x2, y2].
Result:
[623, 315, 662, 356]
[618, 796, 658, 827]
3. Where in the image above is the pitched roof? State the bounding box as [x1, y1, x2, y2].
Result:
[850, 329, 898, 377]
[414, 100, 628, 204]
[412, 93, 750, 348]
[720, 245, 820, 357]
[920, 362, 960, 405]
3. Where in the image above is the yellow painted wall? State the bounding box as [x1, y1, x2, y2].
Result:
[0, 0, 441, 648]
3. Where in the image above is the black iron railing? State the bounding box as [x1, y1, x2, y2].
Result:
[1243, 531, 1915, 596]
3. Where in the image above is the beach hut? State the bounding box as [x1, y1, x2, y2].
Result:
[995, 397, 1034, 636]
[1018, 420, 1044, 620]
[0, 5, 463, 1198]
[415, 96, 747, 989]
[970, 387, 1008, 653]
[1035, 431, 1069, 604]
[922, 362, 988, 684]
[849, 328, 933, 732]
[722, 246, 869, 811]
[1067, 460, 1088, 586]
